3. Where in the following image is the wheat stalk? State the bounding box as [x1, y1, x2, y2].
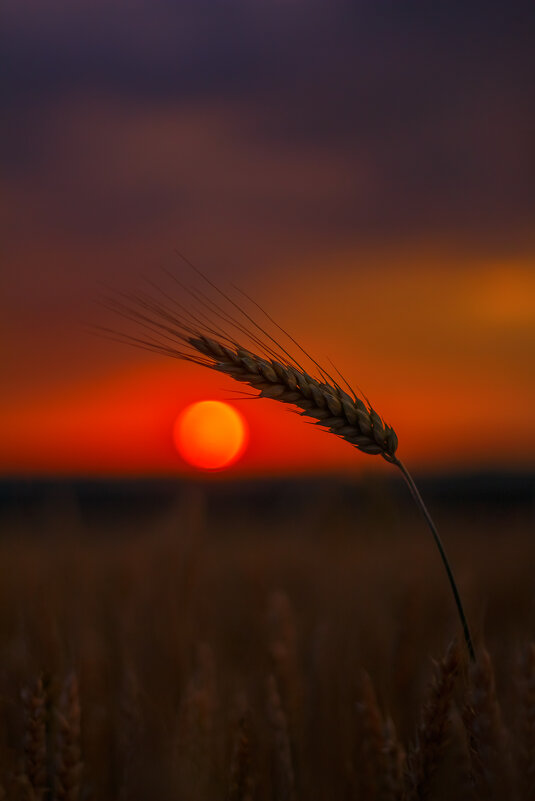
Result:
[104, 272, 475, 662]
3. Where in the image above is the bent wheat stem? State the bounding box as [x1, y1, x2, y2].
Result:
[393, 459, 475, 662]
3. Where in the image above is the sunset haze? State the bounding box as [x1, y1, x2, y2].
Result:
[3, 0, 534, 476]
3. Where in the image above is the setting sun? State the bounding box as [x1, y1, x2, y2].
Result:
[173, 400, 248, 470]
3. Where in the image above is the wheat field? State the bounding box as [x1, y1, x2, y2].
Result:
[0, 477, 533, 799]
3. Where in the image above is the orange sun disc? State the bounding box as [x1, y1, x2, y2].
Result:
[173, 400, 248, 470]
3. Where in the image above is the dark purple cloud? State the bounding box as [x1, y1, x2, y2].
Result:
[3, 0, 535, 253]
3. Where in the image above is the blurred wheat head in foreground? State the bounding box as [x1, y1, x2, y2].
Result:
[103, 260, 475, 660]
[6, 631, 535, 800]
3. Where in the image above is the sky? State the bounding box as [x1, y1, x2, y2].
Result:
[2, 0, 535, 476]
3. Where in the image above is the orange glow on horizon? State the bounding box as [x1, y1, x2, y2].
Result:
[173, 401, 248, 470]
[1, 355, 534, 476]
[1, 248, 534, 476]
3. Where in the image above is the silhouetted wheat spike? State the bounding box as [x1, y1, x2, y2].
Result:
[191, 335, 400, 458]
[105, 272, 475, 661]
[403, 640, 460, 800]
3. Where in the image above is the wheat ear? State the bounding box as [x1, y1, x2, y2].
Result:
[106, 283, 475, 661]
